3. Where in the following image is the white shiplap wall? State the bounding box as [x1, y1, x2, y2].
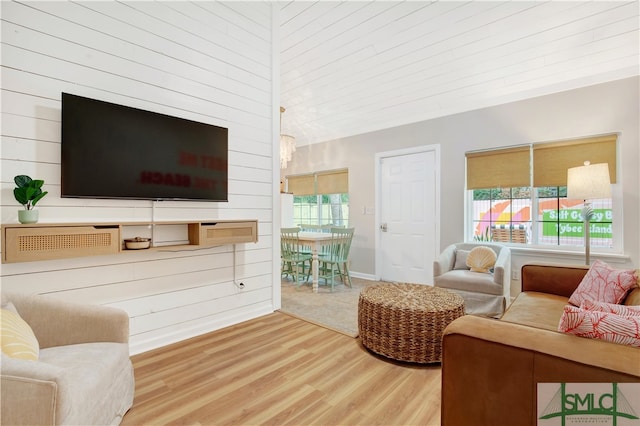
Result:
[280, 1, 639, 146]
[0, 1, 277, 354]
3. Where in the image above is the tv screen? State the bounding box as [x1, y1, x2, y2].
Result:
[61, 93, 228, 201]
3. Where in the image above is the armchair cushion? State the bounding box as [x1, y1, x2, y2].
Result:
[435, 270, 503, 296]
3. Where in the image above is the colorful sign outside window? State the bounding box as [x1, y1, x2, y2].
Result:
[542, 209, 612, 238]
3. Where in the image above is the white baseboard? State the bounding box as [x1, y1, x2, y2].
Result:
[131, 273, 378, 355]
[350, 271, 378, 281]
[129, 304, 276, 355]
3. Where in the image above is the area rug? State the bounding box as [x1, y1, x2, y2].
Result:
[280, 276, 379, 337]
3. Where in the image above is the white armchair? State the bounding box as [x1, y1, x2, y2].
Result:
[1, 292, 134, 425]
[433, 242, 511, 317]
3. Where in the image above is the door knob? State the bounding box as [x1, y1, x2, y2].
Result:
[380, 223, 388, 232]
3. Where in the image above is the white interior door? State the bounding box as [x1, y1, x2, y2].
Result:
[376, 146, 439, 284]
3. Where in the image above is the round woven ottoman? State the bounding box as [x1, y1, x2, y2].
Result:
[358, 283, 465, 363]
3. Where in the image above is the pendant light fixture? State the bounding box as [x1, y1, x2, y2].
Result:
[280, 106, 296, 169]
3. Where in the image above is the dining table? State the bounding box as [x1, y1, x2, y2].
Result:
[297, 231, 334, 293]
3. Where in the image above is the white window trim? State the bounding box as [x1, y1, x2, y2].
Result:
[464, 186, 624, 256]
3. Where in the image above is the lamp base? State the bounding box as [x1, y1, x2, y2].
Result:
[582, 200, 592, 265]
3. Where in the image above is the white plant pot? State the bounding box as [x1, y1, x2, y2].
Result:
[18, 210, 39, 224]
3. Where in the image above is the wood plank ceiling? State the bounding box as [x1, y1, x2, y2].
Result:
[279, 1, 639, 147]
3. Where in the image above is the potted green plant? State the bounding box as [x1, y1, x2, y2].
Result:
[14, 175, 48, 224]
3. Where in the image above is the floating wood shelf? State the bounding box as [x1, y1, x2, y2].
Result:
[1, 220, 258, 263]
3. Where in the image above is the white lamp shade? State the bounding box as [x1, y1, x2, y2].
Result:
[567, 162, 611, 200]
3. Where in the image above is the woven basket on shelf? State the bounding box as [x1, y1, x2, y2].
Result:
[358, 283, 465, 363]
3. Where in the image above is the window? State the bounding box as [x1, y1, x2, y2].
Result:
[286, 169, 349, 228]
[292, 194, 349, 228]
[466, 134, 617, 249]
[471, 187, 532, 243]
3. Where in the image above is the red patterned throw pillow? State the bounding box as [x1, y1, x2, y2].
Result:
[581, 299, 640, 316]
[568, 260, 638, 306]
[558, 305, 640, 347]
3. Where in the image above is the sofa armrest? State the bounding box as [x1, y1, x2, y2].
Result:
[521, 263, 589, 297]
[493, 245, 510, 288]
[442, 315, 640, 426]
[444, 315, 640, 376]
[433, 244, 456, 278]
[7, 294, 129, 349]
[1, 354, 62, 425]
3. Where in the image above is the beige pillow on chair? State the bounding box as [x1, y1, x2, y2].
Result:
[1, 304, 39, 361]
[454, 249, 471, 270]
[466, 246, 497, 273]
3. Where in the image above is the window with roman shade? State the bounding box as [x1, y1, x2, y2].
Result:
[465, 133, 618, 249]
[533, 134, 617, 187]
[316, 169, 348, 195]
[286, 169, 349, 227]
[466, 146, 530, 189]
[286, 174, 316, 196]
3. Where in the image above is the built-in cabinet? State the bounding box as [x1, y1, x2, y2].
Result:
[1, 220, 258, 263]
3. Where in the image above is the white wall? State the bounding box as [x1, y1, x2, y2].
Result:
[284, 77, 640, 296]
[0, 1, 278, 354]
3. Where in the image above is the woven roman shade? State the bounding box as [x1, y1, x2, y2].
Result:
[533, 134, 617, 187]
[316, 169, 348, 194]
[287, 174, 315, 196]
[466, 146, 530, 190]
[287, 169, 349, 195]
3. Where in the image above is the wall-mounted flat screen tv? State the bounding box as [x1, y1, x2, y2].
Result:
[61, 93, 228, 201]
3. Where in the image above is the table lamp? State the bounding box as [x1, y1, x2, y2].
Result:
[566, 161, 611, 265]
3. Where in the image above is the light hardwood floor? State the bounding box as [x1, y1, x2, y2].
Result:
[122, 312, 442, 426]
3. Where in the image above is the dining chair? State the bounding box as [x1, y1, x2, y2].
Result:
[297, 223, 346, 256]
[281, 227, 312, 286]
[298, 224, 340, 233]
[296, 224, 327, 255]
[318, 227, 354, 291]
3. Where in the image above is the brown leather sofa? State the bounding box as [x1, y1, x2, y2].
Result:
[441, 263, 640, 426]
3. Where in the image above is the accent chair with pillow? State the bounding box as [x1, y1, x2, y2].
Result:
[1, 292, 134, 425]
[433, 242, 511, 317]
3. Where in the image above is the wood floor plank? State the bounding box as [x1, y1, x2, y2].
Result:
[121, 312, 441, 426]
